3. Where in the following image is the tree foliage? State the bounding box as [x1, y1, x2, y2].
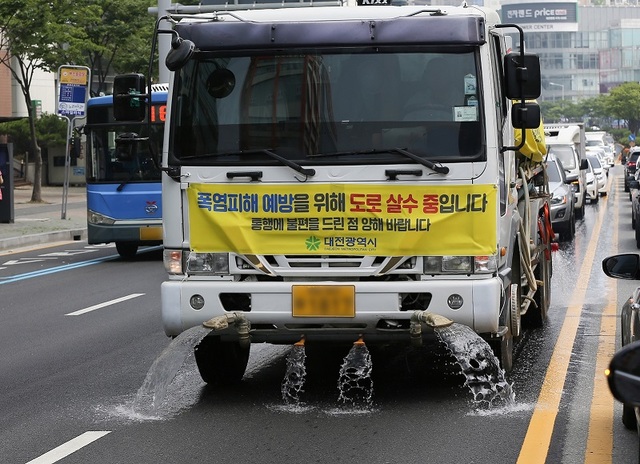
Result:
[606, 82, 640, 135]
[70, 0, 157, 95]
[0, 0, 159, 199]
[0, 114, 67, 155]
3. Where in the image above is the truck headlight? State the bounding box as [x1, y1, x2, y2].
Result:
[442, 256, 472, 272]
[423, 255, 496, 275]
[187, 252, 230, 275]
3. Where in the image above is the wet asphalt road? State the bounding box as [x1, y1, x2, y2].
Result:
[1, 166, 638, 464]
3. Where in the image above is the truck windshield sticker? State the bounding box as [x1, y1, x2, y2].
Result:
[188, 183, 497, 255]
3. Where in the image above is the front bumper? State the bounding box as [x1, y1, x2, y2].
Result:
[161, 277, 502, 343]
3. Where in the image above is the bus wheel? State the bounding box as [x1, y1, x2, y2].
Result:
[194, 336, 250, 385]
[116, 242, 138, 260]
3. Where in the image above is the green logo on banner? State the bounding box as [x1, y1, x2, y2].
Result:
[305, 236, 321, 251]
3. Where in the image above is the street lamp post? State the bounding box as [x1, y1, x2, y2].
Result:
[549, 82, 565, 102]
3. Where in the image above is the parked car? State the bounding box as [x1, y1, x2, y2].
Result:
[546, 154, 575, 242]
[587, 155, 606, 198]
[625, 148, 640, 192]
[602, 254, 640, 436]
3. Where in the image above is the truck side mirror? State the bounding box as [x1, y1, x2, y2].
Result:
[580, 158, 589, 170]
[113, 73, 147, 122]
[511, 101, 541, 129]
[166, 37, 195, 72]
[504, 53, 541, 100]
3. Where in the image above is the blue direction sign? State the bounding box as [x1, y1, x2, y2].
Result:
[57, 66, 90, 118]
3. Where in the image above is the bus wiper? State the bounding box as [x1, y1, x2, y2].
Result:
[311, 148, 449, 175]
[181, 149, 316, 177]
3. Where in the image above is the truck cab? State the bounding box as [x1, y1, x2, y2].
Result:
[113, 2, 547, 382]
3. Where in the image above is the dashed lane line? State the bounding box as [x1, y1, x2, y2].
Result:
[25, 431, 111, 464]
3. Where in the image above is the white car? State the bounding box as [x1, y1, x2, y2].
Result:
[587, 147, 610, 176]
[587, 155, 607, 198]
[585, 165, 598, 204]
[602, 144, 616, 167]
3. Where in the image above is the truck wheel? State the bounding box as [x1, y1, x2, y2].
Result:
[194, 336, 250, 385]
[523, 248, 551, 329]
[623, 403, 637, 430]
[489, 332, 513, 373]
[635, 226, 640, 249]
[116, 242, 139, 260]
[490, 255, 520, 372]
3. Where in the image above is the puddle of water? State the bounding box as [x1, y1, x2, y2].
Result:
[435, 322, 515, 409]
[337, 342, 374, 407]
[131, 325, 212, 414]
[281, 344, 307, 404]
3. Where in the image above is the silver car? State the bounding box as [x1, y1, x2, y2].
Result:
[547, 153, 576, 242]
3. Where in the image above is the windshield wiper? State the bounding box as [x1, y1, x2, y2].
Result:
[180, 149, 315, 177]
[310, 148, 449, 175]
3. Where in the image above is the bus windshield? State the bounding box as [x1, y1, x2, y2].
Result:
[86, 102, 165, 183]
[169, 50, 484, 166]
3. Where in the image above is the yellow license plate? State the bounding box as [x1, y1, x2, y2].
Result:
[292, 285, 355, 318]
[139, 226, 162, 241]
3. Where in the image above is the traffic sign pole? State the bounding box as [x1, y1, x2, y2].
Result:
[57, 65, 90, 219]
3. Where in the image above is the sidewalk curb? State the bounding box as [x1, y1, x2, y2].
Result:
[0, 228, 87, 252]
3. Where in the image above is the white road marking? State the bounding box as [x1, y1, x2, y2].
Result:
[25, 431, 111, 464]
[65, 293, 145, 316]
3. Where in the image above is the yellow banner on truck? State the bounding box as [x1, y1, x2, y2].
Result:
[188, 183, 497, 256]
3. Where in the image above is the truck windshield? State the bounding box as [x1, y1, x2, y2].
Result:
[169, 50, 484, 166]
[547, 145, 577, 170]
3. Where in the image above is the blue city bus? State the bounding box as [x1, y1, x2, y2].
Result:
[84, 85, 167, 259]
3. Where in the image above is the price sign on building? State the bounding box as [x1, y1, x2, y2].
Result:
[57, 66, 90, 118]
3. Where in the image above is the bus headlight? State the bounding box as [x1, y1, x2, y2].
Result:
[88, 210, 115, 225]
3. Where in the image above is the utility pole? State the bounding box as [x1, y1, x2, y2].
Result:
[156, 0, 171, 85]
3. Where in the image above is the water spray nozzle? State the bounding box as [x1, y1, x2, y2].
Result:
[202, 312, 252, 348]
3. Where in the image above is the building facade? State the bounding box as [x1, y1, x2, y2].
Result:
[501, 0, 640, 102]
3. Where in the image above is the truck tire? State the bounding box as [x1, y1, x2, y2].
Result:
[635, 225, 640, 249]
[623, 403, 637, 430]
[116, 242, 139, 260]
[490, 254, 520, 372]
[194, 336, 250, 385]
[523, 249, 551, 329]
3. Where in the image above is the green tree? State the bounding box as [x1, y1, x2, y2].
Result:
[0, 114, 67, 155]
[72, 0, 157, 95]
[606, 82, 640, 135]
[0, 0, 86, 202]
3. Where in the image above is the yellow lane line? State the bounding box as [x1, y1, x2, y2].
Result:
[517, 185, 609, 463]
[584, 180, 619, 464]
